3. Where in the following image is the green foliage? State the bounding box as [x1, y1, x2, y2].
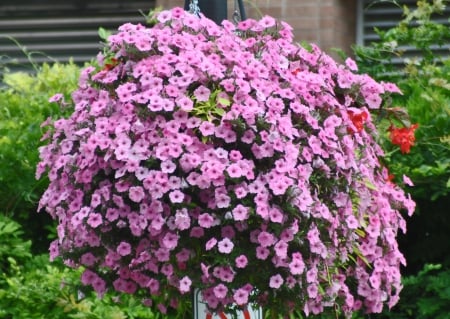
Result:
[373, 264, 450, 319]
[0, 209, 158, 319]
[353, 2, 450, 319]
[0, 215, 31, 274]
[0, 255, 158, 319]
[354, 1, 450, 270]
[0, 57, 183, 319]
[0, 62, 80, 252]
[354, 0, 450, 201]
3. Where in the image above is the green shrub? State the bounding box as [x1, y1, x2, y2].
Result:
[354, 0, 450, 268]
[354, 0, 450, 201]
[373, 264, 450, 319]
[353, 2, 450, 319]
[0, 255, 159, 319]
[0, 215, 156, 319]
[0, 215, 31, 274]
[0, 62, 80, 252]
[0, 203, 167, 319]
[354, 0, 450, 254]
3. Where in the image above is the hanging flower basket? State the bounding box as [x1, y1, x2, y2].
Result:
[37, 7, 415, 318]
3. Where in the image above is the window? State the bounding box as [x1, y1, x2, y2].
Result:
[0, 0, 155, 66]
[357, 0, 450, 63]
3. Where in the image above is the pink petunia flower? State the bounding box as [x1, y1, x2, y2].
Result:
[205, 237, 217, 251]
[169, 190, 185, 203]
[269, 274, 284, 289]
[117, 241, 132, 256]
[232, 204, 249, 221]
[194, 85, 211, 102]
[198, 213, 215, 228]
[87, 213, 102, 228]
[213, 283, 228, 299]
[179, 276, 192, 294]
[233, 288, 249, 306]
[235, 255, 248, 268]
[218, 238, 234, 254]
[129, 186, 145, 203]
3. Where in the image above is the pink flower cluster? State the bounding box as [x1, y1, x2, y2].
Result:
[37, 7, 415, 317]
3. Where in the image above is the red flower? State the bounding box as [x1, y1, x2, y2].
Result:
[388, 124, 418, 154]
[292, 68, 301, 76]
[347, 110, 368, 133]
[104, 58, 119, 71]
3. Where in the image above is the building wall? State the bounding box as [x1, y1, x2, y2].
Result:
[155, 0, 357, 57]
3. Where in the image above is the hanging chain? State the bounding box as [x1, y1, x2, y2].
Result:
[189, 0, 201, 16]
[232, 0, 241, 24]
[188, 0, 246, 24]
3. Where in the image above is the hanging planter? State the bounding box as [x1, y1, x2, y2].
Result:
[37, 6, 415, 318]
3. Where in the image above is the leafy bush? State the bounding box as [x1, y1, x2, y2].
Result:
[0, 215, 31, 274]
[353, 2, 450, 319]
[0, 62, 80, 252]
[0, 217, 157, 319]
[354, 0, 450, 201]
[354, 0, 450, 268]
[0, 255, 159, 319]
[374, 264, 450, 319]
[0, 56, 171, 319]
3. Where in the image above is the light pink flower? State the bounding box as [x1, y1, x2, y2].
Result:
[198, 213, 215, 228]
[205, 237, 217, 251]
[129, 186, 145, 203]
[87, 213, 102, 228]
[226, 163, 243, 178]
[233, 288, 249, 306]
[179, 276, 192, 294]
[257, 231, 276, 247]
[49, 93, 64, 103]
[269, 274, 284, 289]
[402, 174, 414, 186]
[235, 255, 248, 268]
[194, 85, 211, 102]
[289, 257, 305, 275]
[199, 121, 215, 136]
[169, 190, 184, 203]
[218, 238, 234, 254]
[174, 208, 191, 230]
[232, 204, 249, 221]
[117, 241, 132, 256]
[213, 284, 228, 299]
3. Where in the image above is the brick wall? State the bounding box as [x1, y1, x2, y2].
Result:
[155, 0, 356, 57]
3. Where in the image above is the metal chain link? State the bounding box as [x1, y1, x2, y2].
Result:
[189, 0, 246, 24]
[232, 0, 241, 24]
[189, 0, 201, 16]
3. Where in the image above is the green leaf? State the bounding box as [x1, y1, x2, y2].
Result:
[218, 97, 231, 106]
[213, 107, 225, 116]
[363, 179, 378, 191]
[98, 27, 111, 41]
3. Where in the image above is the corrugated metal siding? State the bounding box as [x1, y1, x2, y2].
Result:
[357, 0, 450, 63]
[0, 0, 155, 65]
